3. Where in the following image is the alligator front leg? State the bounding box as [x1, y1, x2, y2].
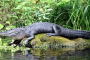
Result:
[24, 34, 35, 45]
[46, 25, 61, 36]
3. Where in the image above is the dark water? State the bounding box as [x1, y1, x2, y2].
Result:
[0, 48, 90, 60]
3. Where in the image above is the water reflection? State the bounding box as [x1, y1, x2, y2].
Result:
[25, 48, 90, 60]
[0, 47, 90, 60]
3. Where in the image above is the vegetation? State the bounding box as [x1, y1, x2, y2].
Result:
[0, 0, 90, 30]
[0, 0, 90, 50]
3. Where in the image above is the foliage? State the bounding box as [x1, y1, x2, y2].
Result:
[0, 0, 90, 30]
[0, 0, 53, 31]
[0, 0, 90, 49]
[0, 37, 30, 55]
[51, 0, 90, 30]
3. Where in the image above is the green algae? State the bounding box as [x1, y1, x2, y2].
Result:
[28, 34, 90, 49]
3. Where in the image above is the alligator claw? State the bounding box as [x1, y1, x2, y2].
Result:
[46, 33, 58, 37]
[46, 33, 52, 37]
[23, 40, 28, 45]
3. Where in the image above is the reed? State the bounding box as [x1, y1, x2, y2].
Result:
[51, 0, 90, 30]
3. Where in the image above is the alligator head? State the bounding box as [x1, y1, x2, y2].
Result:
[0, 28, 27, 40]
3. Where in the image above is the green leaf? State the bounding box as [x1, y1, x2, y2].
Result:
[5, 0, 10, 2]
[15, 5, 22, 9]
[84, 6, 88, 14]
[6, 26, 16, 30]
[0, 24, 4, 29]
[6, 21, 10, 24]
[47, 9, 53, 11]
[0, 38, 2, 46]
[15, 0, 22, 2]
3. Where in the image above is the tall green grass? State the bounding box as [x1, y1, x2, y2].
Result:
[67, 0, 90, 30]
[51, 0, 90, 30]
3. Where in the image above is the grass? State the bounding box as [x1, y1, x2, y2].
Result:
[49, 0, 90, 30]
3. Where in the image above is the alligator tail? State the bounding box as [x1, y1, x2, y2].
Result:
[60, 27, 90, 39]
[80, 30, 90, 39]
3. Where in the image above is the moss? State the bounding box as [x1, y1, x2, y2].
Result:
[30, 34, 90, 49]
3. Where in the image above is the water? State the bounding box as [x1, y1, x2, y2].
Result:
[0, 47, 90, 60]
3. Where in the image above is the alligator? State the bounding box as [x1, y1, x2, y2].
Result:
[0, 22, 90, 46]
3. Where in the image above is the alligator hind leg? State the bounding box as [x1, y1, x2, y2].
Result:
[46, 25, 61, 36]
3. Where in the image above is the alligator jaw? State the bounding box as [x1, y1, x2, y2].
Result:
[0, 28, 18, 37]
[0, 28, 27, 40]
[0, 31, 12, 37]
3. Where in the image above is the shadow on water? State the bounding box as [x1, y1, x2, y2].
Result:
[0, 47, 90, 60]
